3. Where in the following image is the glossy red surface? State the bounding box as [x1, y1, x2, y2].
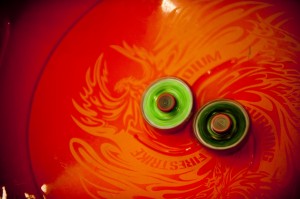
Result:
[1, 0, 300, 198]
[0, 0, 97, 197]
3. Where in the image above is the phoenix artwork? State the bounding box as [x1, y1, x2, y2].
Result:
[68, 1, 300, 198]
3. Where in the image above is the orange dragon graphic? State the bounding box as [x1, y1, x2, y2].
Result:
[70, 1, 300, 198]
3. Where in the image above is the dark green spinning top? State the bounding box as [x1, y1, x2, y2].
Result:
[193, 99, 250, 150]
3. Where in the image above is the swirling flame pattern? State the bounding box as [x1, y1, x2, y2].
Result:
[70, 1, 300, 198]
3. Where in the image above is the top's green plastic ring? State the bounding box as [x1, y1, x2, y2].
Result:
[141, 77, 193, 131]
[193, 99, 250, 150]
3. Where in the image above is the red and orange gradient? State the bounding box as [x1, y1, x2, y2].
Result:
[3, 0, 298, 198]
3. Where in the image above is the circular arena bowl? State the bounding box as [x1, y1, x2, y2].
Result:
[1, 0, 300, 198]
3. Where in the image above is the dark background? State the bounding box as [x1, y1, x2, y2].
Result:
[0, 0, 97, 197]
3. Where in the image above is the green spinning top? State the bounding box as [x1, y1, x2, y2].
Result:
[193, 99, 250, 150]
[141, 77, 193, 131]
